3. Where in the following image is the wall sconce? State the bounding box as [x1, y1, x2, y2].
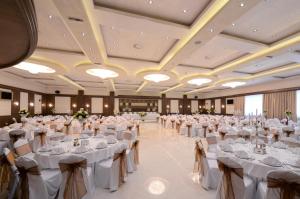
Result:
[199, 105, 202, 108]
[187, 105, 191, 108]
[211, 105, 214, 108]
[86, 104, 90, 108]
[221, 104, 225, 108]
[179, 105, 182, 108]
[14, 101, 19, 106]
[166, 105, 170, 108]
[29, 102, 34, 107]
[72, 104, 77, 108]
[48, 103, 53, 107]
[42, 103, 46, 107]
[104, 104, 109, 108]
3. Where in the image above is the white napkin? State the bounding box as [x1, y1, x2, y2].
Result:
[220, 144, 233, 152]
[272, 141, 287, 149]
[73, 146, 88, 154]
[106, 135, 117, 144]
[236, 138, 246, 144]
[50, 147, 65, 155]
[96, 141, 108, 149]
[261, 156, 282, 167]
[234, 150, 250, 159]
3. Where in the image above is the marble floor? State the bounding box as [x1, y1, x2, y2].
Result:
[93, 122, 216, 199]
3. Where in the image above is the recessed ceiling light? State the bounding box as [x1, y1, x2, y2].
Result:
[111, 26, 115, 30]
[232, 23, 235, 26]
[187, 78, 212, 86]
[48, 15, 53, 19]
[133, 43, 143, 49]
[183, 9, 187, 13]
[240, 2, 245, 7]
[222, 81, 246, 88]
[82, 32, 86, 37]
[144, 74, 170, 83]
[86, 68, 118, 79]
[148, 0, 153, 4]
[194, 41, 202, 45]
[14, 62, 55, 74]
[210, 28, 214, 32]
[253, 29, 257, 32]
[140, 31, 144, 35]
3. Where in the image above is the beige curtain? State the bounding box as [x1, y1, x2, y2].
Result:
[263, 91, 296, 120]
[234, 96, 244, 115]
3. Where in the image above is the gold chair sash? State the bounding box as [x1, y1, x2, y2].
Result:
[193, 142, 205, 176]
[267, 176, 300, 199]
[15, 144, 32, 156]
[59, 159, 87, 199]
[94, 127, 99, 136]
[113, 150, 127, 187]
[35, 132, 47, 147]
[17, 166, 40, 199]
[136, 124, 140, 136]
[217, 161, 243, 199]
[0, 155, 12, 192]
[131, 140, 139, 165]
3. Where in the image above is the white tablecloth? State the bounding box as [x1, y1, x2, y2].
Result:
[35, 138, 128, 169]
[217, 143, 300, 179]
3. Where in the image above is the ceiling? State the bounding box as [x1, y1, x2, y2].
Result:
[1, 0, 300, 96]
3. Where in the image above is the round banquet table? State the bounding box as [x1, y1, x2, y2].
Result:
[35, 138, 128, 169]
[216, 143, 300, 180]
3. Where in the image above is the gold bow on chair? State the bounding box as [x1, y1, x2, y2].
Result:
[36, 131, 47, 146]
[267, 176, 300, 199]
[113, 150, 127, 187]
[193, 142, 205, 176]
[217, 161, 243, 199]
[15, 144, 32, 156]
[131, 140, 140, 165]
[59, 159, 87, 199]
[17, 166, 41, 199]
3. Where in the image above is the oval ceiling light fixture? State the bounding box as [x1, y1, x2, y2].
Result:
[86, 68, 118, 79]
[187, 78, 212, 86]
[144, 74, 170, 83]
[222, 81, 246, 88]
[14, 62, 55, 74]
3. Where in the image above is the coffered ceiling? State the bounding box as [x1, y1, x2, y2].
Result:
[1, 0, 300, 96]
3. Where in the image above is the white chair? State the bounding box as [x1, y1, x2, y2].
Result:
[256, 170, 300, 199]
[95, 149, 127, 192]
[194, 141, 220, 190]
[58, 155, 94, 199]
[123, 131, 139, 173]
[15, 156, 61, 199]
[215, 157, 255, 199]
[13, 139, 34, 159]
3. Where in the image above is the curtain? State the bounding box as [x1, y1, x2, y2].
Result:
[234, 96, 244, 115]
[263, 91, 296, 120]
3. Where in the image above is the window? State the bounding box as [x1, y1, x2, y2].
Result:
[244, 94, 263, 116]
[297, 90, 300, 119]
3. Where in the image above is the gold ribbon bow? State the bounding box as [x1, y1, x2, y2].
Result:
[217, 161, 243, 199]
[36, 132, 47, 146]
[267, 177, 300, 199]
[113, 150, 127, 187]
[59, 159, 87, 199]
[131, 140, 139, 165]
[193, 142, 205, 176]
[17, 166, 41, 199]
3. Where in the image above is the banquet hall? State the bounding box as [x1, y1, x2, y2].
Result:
[0, 0, 300, 199]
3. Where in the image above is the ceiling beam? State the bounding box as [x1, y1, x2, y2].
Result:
[136, 81, 148, 93]
[161, 83, 184, 94]
[56, 75, 85, 90]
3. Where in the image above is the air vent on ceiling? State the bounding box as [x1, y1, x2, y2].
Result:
[266, 55, 273, 58]
[68, 17, 83, 22]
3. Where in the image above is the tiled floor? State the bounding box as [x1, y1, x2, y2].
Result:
[93, 122, 216, 199]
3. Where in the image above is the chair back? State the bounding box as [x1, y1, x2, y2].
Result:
[9, 129, 26, 143]
[224, 134, 238, 140]
[3, 148, 19, 199]
[14, 139, 32, 156]
[194, 141, 206, 175]
[131, 140, 139, 165]
[217, 157, 245, 199]
[266, 170, 300, 199]
[15, 156, 47, 199]
[123, 131, 133, 141]
[206, 135, 217, 145]
[58, 155, 88, 199]
[0, 129, 10, 141]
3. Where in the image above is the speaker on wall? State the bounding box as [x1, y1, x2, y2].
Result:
[194, 96, 198, 99]
[55, 90, 60, 94]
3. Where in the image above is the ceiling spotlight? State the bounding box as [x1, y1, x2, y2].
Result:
[86, 68, 119, 79]
[194, 40, 202, 45]
[133, 43, 143, 49]
[222, 81, 246, 88]
[144, 74, 170, 83]
[183, 9, 187, 13]
[210, 28, 214, 32]
[82, 32, 86, 37]
[14, 62, 55, 74]
[148, 0, 153, 4]
[253, 29, 257, 32]
[240, 2, 245, 7]
[111, 26, 115, 30]
[187, 78, 212, 86]
[232, 23, 235, 26]
[48, 15, 53, 19]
